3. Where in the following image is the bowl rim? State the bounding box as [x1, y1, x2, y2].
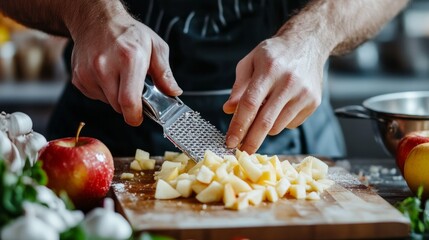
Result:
[363, 91, 429, 120]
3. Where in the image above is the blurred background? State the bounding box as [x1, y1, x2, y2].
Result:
[0, 1, 428, 159]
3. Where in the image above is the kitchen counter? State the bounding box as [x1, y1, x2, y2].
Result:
[338, 157, 413, 205]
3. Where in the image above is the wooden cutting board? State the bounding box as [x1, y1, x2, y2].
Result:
[111, 156, 410, 240]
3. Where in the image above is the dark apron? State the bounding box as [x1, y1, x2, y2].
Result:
[47, 0, 346, 158]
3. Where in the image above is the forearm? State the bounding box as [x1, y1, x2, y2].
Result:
[0, 0, 128, 38]
[276, 0, 409, 58]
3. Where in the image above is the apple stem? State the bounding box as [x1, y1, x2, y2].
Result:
[76, 122, 85, 145]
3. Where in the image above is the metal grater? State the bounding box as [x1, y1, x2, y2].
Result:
[142, 81, 234, 162]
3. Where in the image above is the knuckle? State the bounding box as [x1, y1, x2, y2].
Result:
[259, 116, 274, 131]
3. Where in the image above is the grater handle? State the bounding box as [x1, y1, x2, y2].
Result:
[141, 80, 184, 125]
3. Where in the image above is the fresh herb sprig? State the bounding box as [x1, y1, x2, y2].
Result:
[0, 158, 47, 226]
[396, 186, 429, 234]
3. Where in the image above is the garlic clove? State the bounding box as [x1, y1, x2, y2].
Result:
[0, 211, 59, 240]
[36, 186, 66, 210]
[83, 198, 132, 240]
[58, 209, 84, 229]
[0, 130, 12, 159]
[7, 112, 33, 138]
[23, 202, 69, 233]
[24, 132, 47, 164]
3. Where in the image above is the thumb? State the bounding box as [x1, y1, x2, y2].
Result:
[148, 37, 182, 96]
[223, 52, 254, 114]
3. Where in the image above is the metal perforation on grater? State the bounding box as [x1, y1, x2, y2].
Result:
[142, 81, 234, 162]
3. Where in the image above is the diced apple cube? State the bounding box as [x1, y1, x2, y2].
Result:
[238, 151, 263, 183]
[187, 161, 203, 175]
[172, 153, 190, 164]
[224, 154, 239, 167]
[229, 195, 249, 210]
[130, 160, 142, 171]
[135, 149, 150, 161]
[164, 151, 180, 161]
[176, 179, 193, 198]
[161, 161, 182, 170]
[183, 159, 197, 173]
[215, 163, 229, 183]
[120, 172, 134, 180]
[223, 183, 236, 208]
[155, 167, 179, 181]
[138, 159, 156, 170]
[294, 157, 313, 176]
[155, 179, 181, 199]
[276, 177, 291, 197]
[306, 191, 321, 200]
[196, 181, 223, 203]
[226, 174, 252, 193]
[245, 189, 264, 205]
[305, 156, 329, 180]
[269, 155, 285, 180]
[289, 184, 306, 199]
[265, 186, 279, 202]
[202, 150, 223, 170]
[257, 163, 276, 185]
[281, 160, 298, 177]
[177, 173, 196, 181]
[192, 181, 208, 194]
[255, 154, 269, 164]
[196, 165, 215, 184]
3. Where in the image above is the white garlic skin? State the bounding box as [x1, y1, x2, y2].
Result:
[0, 212, 59, 240]
[0, 130, 12, 159]
[7, 112, 33, 138]
[24, 132, 47, 164]
[83, 198, 133, 240]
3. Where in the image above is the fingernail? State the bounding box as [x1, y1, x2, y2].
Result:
[226, 135, 240, 148]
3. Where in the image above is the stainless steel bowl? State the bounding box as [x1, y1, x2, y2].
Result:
[335, 91, 429, 157]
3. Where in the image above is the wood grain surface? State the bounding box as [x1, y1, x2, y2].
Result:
[111, 156, 410, 240]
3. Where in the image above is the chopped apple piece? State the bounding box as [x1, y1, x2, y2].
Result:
[276, 177, 291, 197]
[130, 160, 142, 171]
[120, 172, 134, 180]
[289, 184, 306, 199]
[202, 150, 223, 170]
[215, 163, 229, 183]
[309, 179, 325, 193]
[224, 154, 239, 167]
[172, 153, 190, 163]
[245, 189, 264, 205]
[196, 181, 223, 203]
[155, 179, 181, 199]
[196, 165, 215, 184]
[138, 159, 156, 170]
[229, 195, 249, 211]
[176, 179, 193, 198]
[265, 185, 279, 202]
[177, 173, 196, 181]
[223, 183, 237, 208]
[294, 157, 313, 176]
[183, 159, 197, 173]
[135, 149, 150, 161]
[187, 160, 203, 175]
[306, 191, 321, 200]
[226, 174, 252, 193]
[155, 167, 179, 181]
[281, 160, 298, 178]
[269, 155, 285, 180]
[255, 154, 269, 164]
[161, 161, 182, 170]
[192, 181, 208, 194]
[257, 163, 276, 185]
[238, 151, 262, 183]
[305, 156, 329, 180]
[164, 151, 180, 161]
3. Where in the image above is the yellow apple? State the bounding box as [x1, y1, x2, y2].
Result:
[404, 142, 429, 200]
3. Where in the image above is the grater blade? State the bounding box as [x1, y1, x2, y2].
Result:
[142, 81, 234, 162]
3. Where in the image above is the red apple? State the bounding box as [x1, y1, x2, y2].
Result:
[396, 130, 429, 176]
[38, 122, 114, 210]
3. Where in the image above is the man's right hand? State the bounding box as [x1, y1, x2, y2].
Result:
[68, 4, 182, 126]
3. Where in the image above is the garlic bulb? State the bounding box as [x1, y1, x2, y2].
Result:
[0, 210, 59, 240]
[36, 185, 66, 210]
[7, 112, 33, 138]
[83, 198, 133, 240]
[23, 202, 68, 233]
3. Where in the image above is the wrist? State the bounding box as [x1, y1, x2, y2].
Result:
[61, 0, 130, 41]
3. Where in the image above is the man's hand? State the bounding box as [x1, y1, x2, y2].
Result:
[223, 35, 326, 154]
[223, 0, 409, 154]
[70, 14, 182, 126]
